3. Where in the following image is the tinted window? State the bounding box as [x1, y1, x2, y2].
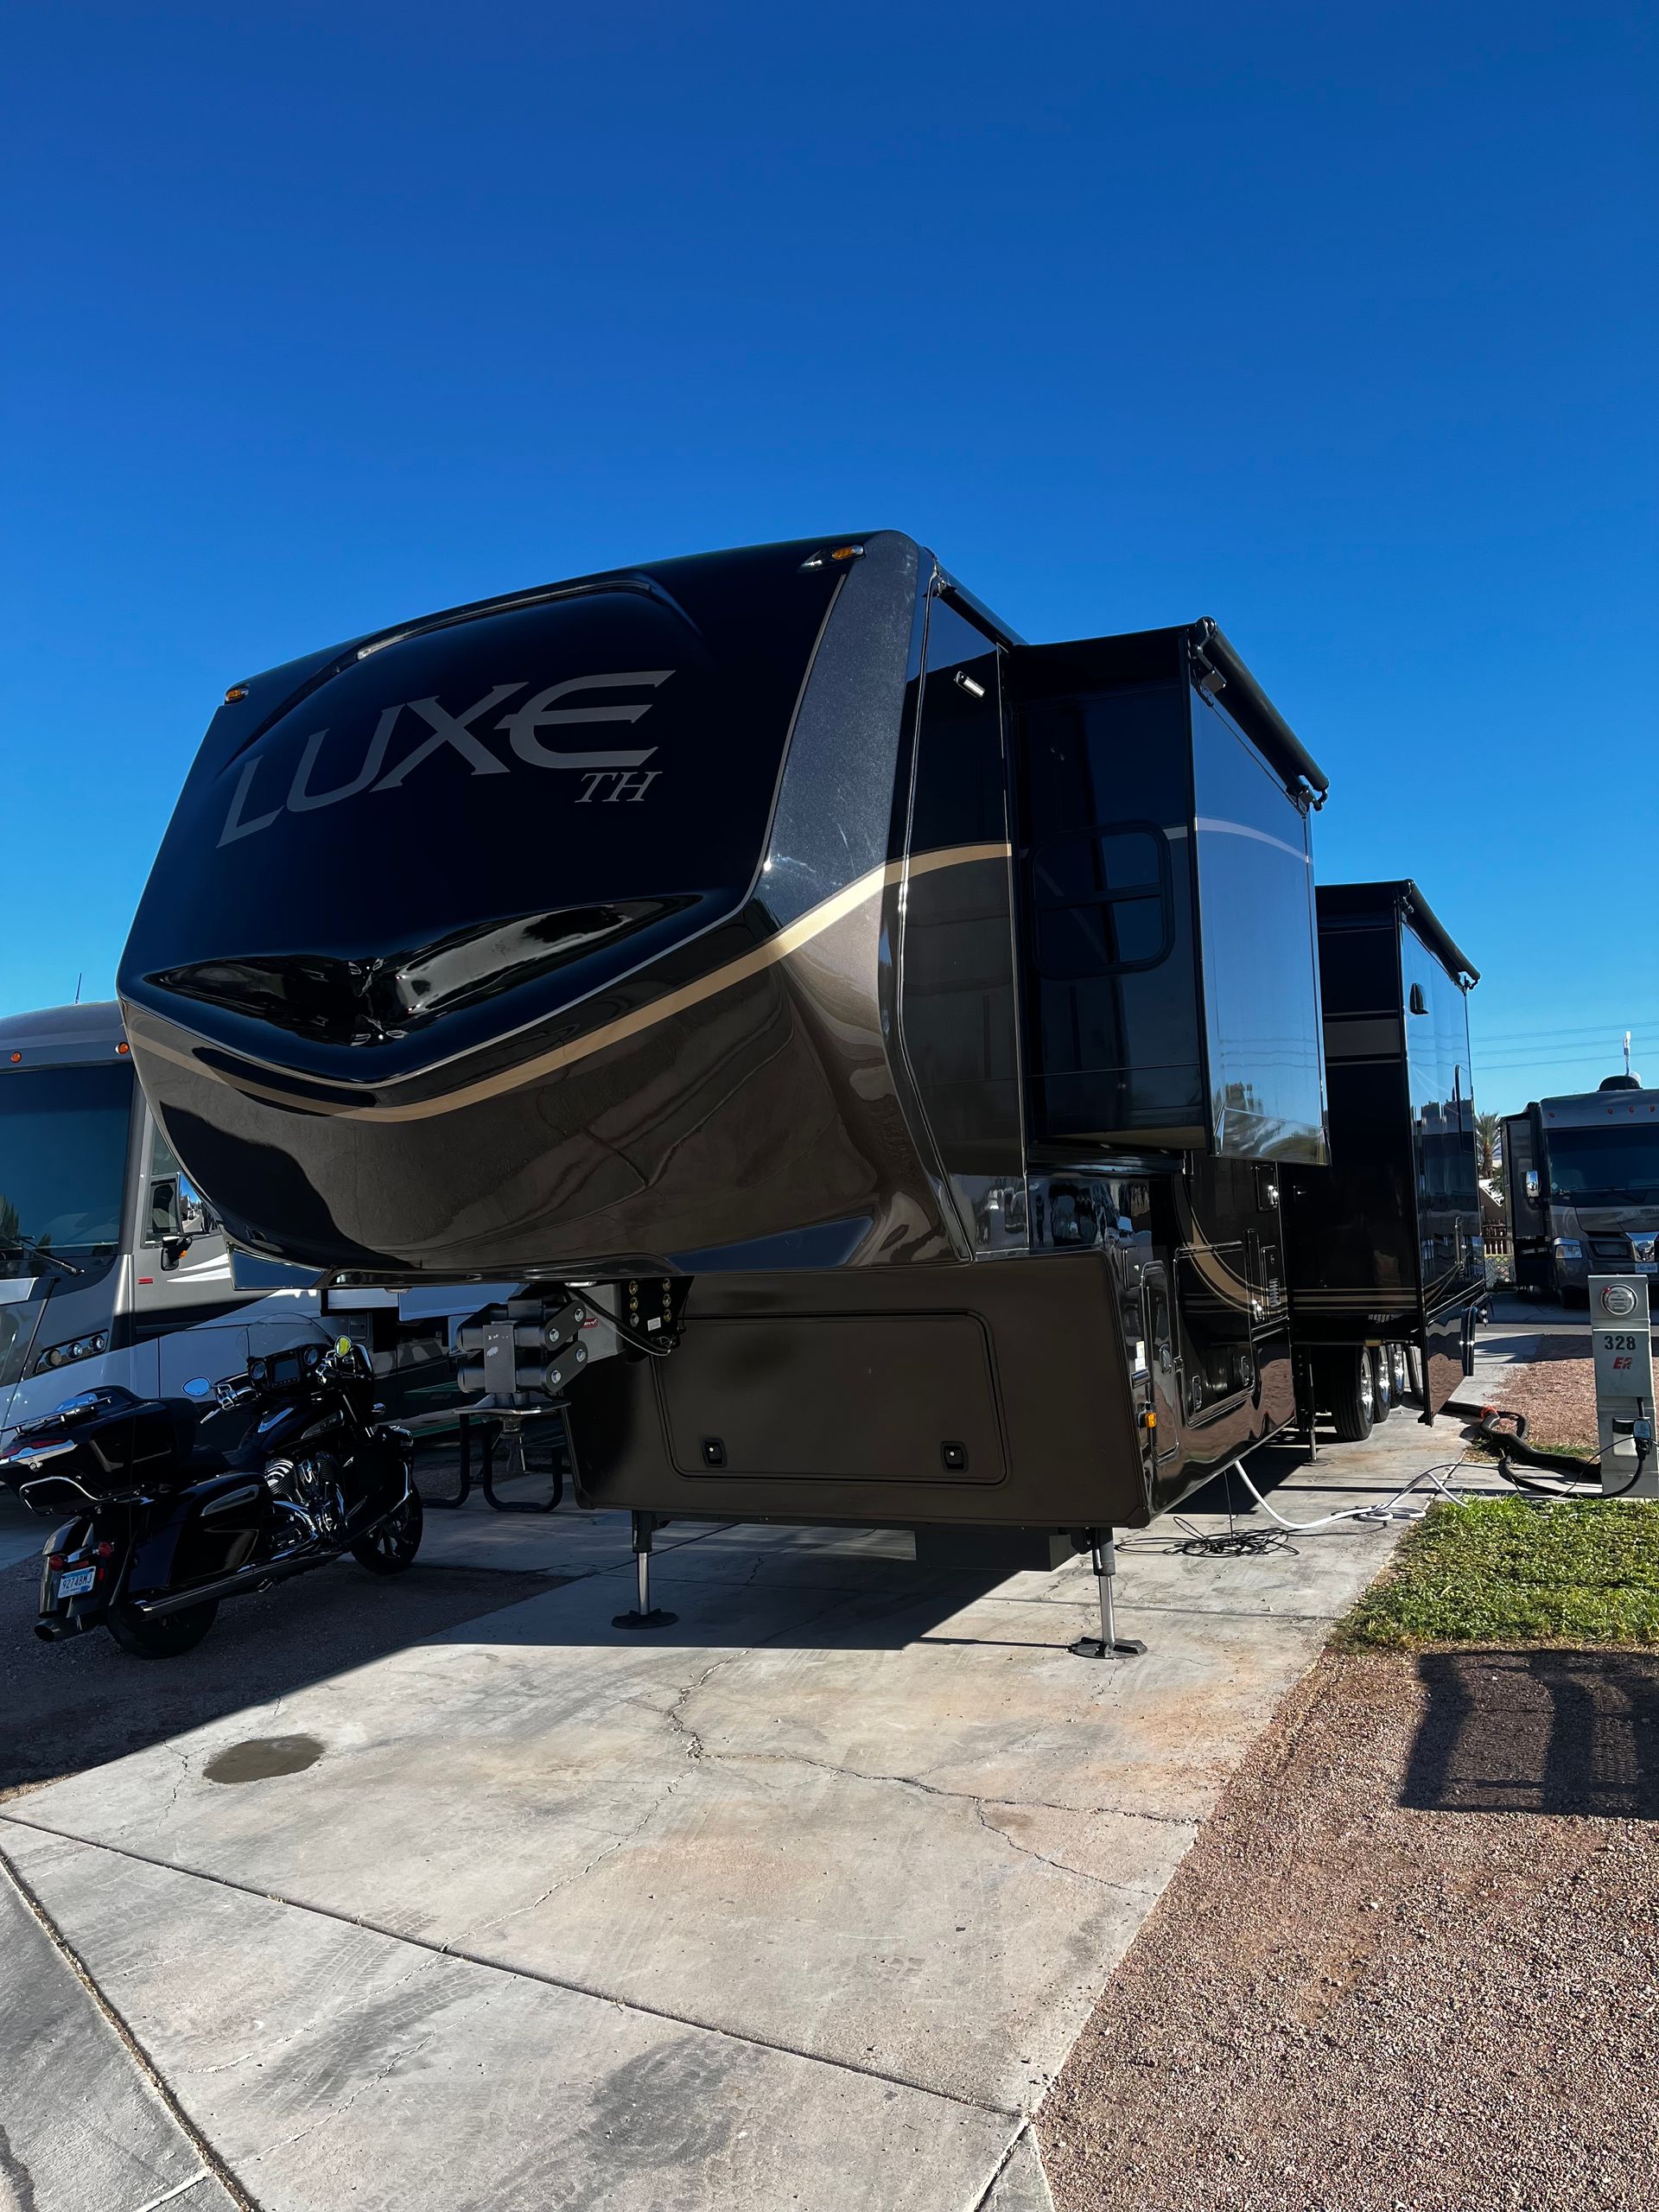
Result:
[1032, 823, 1172, 978]
[0, 1064, 134, 1261]
[126, 548, 842, 1082]
[1017, 679, 1205, 1144]
[1402, 921, 1479, 1296]
[1312, 922, 1397, 1015]
[1545, 1125, 1659, 1203]
[898, 597, 1022, 1193]
[144, 1120, 214, 1244]
[1192, 695, 1326, 1163]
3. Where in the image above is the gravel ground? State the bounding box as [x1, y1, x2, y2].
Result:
[1478, 1356, 1599, 1451]
[1040, 1645, 1659, 2212]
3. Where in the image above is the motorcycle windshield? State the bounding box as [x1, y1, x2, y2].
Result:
[122, 542, 849, 1088]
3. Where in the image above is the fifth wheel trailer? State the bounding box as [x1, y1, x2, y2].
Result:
[1281, 882, 1484, 1438]
[121, 530, 1409, 1573]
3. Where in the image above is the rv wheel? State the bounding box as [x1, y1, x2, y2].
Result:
[1369, 1346, 1393, 1422]
[1321, 1350, 1374, 1444]
[1389, 1343, 1411, 1405]
[106, 1599, 219, 1659]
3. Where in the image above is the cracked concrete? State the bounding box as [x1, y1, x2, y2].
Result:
[0, 1419, 1463, 2208]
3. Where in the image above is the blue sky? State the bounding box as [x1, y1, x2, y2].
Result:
[4, 2, 1652, 1114]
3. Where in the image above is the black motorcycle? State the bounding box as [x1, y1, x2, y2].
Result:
[0, 1338, 422, 1657]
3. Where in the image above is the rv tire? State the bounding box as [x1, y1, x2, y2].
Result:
[1369, 1346, 1393, 1422]
[1321, 1350, 1374, 1443]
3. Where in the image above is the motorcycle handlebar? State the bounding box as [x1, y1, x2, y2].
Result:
[215, 1339, 371, 1409]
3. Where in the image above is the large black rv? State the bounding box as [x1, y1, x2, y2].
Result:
[1282, 881, 1482, 1434]
[118, 533, 1331, 1576]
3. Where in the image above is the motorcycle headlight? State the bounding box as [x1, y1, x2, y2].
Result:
[31, 1332, 109, 1376]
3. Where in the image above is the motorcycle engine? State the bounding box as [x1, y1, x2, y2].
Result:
[264, 1452, 348, 1541]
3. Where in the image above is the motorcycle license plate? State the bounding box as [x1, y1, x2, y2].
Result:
[55, 1567, 96, 1598]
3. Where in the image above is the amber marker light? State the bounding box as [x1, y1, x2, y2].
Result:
[224, 684, 250, 702]
[798, 543, 866, 570]
[116, 1042, 130, 1056]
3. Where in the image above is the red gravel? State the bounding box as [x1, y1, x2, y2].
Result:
[1478, 1357, 1599, 1452]
[1039, 1647, 1659, 2212]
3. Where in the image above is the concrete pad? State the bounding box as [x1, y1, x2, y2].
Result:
[2, 1823, 1014, 2212]
[7, 1413, 1449, 2207]
[0, 1854, 222, 2212]
[981, 2129, 1057, 2212]
[3, 1484, 1402, 2109]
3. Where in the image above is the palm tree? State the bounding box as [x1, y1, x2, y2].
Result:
[1475, 1110, 1502, 1185]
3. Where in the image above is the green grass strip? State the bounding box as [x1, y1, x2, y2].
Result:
[1337, 1497, 1659, 1650]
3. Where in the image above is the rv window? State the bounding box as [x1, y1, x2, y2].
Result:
[143, 1122, 217, 1245]
[144, 1126, 184, 1244]
[148, 1178, 181, 1243]
[1192, 693, 1325, 1162]
[0, 1062, 132, 1260]
[1031, 823, 1172, 978]
[897, 595, 1021, 1185]
[1546, 1126, 1659, 1205]
[1014, 677, 1205, 1145]
[125, 548, 846, 1085]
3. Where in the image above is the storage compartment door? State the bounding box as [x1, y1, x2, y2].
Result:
[655, 1313, 1008, 1486]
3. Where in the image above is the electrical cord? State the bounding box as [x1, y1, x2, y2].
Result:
[1444, 1398, 1596, 1480]
[1228, 1455, 1483, 1530]
[1120, 1455, 1484, 1553]
[1170, 1512, 1295, 1559]
[1444, 1391, 1658, 1500]
[1167, 1462, 1299, 1555]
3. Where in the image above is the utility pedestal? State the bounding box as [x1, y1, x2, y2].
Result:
[1591, 1275, 1659, 1499]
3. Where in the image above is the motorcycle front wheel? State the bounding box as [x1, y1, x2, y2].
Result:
[352, 1484, 423, 1576]
[106, 1599, 219, 1659]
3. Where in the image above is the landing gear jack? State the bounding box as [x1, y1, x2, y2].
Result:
[1070, 1530, 1147, 1661]
[613, 1511, 679, 1631]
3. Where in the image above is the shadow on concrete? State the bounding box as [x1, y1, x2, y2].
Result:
[0, 1526, 1037, 1796]
[0, 1555, 560, 1801]
[1179, 1436, 1332, 1516]
[1480, 1332, 1598, 1364]
[1400, 1647, 1659, 1818]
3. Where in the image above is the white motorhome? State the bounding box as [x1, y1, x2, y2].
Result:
[0, 1001, 332, 1440]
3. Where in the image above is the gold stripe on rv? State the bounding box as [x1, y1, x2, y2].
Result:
[133, 842, 1014, 1127]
